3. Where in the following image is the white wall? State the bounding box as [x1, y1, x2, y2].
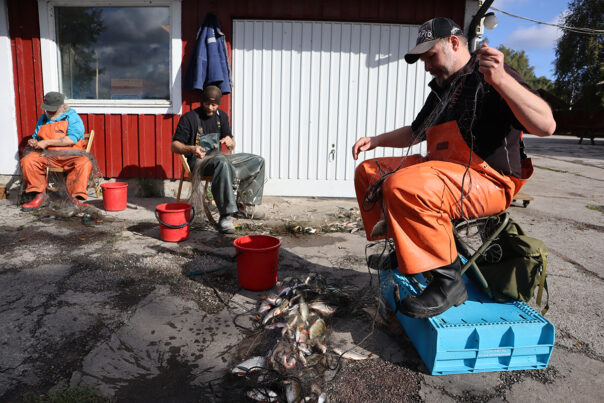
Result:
[232, 20, 432, 197]
[0, 0, 19, 175]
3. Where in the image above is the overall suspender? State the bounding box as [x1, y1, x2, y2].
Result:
[194, 110, 221, 147]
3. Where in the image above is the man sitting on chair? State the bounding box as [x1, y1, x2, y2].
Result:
[21, 91, 92, 211]
[171, 85, 266, 234]
[352, 18, 555, 318]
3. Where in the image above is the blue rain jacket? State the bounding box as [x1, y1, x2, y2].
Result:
[184, 13, 231, 94]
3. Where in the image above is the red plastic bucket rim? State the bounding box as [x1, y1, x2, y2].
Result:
[101, 182, 128, 189]
[156, 202, 193, 213]
[233, 235, 281, 252]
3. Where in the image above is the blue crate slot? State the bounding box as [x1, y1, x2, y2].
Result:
[380, 268, 555, 375]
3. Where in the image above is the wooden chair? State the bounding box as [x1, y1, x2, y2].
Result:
[176, 154, 221, 225]
[47, 130, 101, 198]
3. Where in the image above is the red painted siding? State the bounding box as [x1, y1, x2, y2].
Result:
[9, 0, 465, 179]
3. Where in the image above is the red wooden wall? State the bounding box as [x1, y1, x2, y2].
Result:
[9, 0, 465, 179]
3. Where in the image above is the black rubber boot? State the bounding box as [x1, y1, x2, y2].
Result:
[367, 250, 398, 270]
[397, 258, 467, 318]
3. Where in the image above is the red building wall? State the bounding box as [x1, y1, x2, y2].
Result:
[9, 0, 465, 179]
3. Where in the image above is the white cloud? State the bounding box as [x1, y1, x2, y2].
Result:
[504, 13, 565, 50]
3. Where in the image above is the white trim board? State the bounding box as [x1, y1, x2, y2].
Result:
[0, 0, 20, 175]
[37, 0, 182, 115]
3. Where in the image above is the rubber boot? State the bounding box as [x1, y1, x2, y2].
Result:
[397, 257, 467, 318]
[367, 250, 398, 270]
[21, 192, 47, 211]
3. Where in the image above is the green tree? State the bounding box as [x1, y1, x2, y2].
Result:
[497, 45, 554, 92]
[554, 0, 603, 111]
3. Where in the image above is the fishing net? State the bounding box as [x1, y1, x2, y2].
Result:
[187, 133, 265, 222]
[20, 147, 104, 221]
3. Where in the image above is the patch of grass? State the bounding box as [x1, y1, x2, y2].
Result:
[23, 382, 113, 403]
[586, 205, 604, 214]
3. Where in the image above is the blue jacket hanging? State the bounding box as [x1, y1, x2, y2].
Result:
[184, 12, 231, 94]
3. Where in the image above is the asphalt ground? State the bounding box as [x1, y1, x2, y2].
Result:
[0, 134, 602, 402]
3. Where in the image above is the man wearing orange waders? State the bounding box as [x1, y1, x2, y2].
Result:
[20, 92, 91, 211]
[352, 18, 556, 318]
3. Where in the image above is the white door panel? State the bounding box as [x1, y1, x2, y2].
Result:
[232, 20, 432, 197]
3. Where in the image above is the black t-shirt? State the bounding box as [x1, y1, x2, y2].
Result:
[172, 107, 232, 166]
[411, 57, 539, 177]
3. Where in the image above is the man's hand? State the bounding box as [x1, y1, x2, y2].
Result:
[220, 136, 235, 150]
[192, 145, 206, 159]
[352, 137, 378, 160]
[475, 44, 506, 87]
[34, 140, 48, 150]
[27, 138, 38, 148]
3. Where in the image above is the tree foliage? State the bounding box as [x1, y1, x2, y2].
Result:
[497, 45, 553, 92]
[554, 0, 604, 111]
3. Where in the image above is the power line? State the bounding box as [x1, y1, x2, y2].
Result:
[491, 6, 604, 36]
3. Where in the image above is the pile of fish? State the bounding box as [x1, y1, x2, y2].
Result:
[231, 273, 372, 402]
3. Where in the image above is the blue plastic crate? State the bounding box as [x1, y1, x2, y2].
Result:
[380, 268, 555, 375]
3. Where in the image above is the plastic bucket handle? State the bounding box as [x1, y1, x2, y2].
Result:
[154, 207, 196, 229]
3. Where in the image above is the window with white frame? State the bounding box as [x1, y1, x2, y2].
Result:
[38, 0, 182, 114]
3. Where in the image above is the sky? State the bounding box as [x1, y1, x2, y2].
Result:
[483, 0, 570, 80]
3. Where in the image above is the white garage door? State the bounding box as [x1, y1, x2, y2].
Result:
[232, 20, 432, 197]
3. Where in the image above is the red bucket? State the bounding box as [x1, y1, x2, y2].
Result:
[101, 182, 128, 211]
[155, 203, 195, 242]
[233, 235, 281, 291]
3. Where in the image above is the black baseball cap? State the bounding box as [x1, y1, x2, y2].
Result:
[405, 17, 464, 64]
[202, 85, 222, 105]
[40, 91, 65, 111]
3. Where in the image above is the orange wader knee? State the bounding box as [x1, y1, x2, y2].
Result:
[21, 152, 49, 194]
[354, 121, 527, 275]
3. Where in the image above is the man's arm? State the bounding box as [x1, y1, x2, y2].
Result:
[172, 140, 206, 159]
[34, 136, 76, 149]
[352, 126, 416, 160]
[476, 44, 556, 137]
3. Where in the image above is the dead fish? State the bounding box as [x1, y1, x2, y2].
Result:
[295, 327, 308, 344]
[309, 318, 326, 339]
[270, 342, 287, 366]
[278, 286, 292, 298]
[284, 380, 302, 403]
[264, 322, 286, 330]
[299, 297, 310, 322]
[246, 388, 278, 402]
[297, 342, 312, 356]
[232, 356, 267, 375]
[312, 339, 327, 354]
[309, 302, 336, 316]
[332, 347, 372, 360]
[262, 299, 290, 325]
[301, 353, 322, 368]
[263, 295, 281, 306]
[297, 350, 307, 365]
[257, 300, 272, 314]
[282, 352, 296, 369]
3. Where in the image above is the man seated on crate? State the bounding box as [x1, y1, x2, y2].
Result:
[171, 85, 266, 234]
[352, 18, 555, 318]
[20, 91, 92, 211]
